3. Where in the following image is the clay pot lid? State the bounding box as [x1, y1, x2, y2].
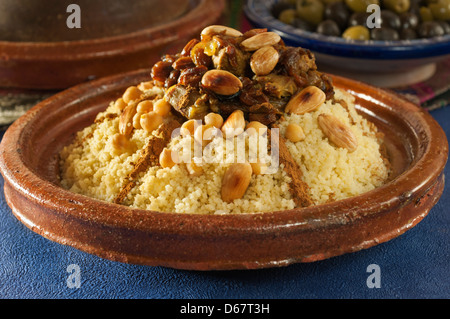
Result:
[0, 69, 447, 270]
[0, 0, 225, 90]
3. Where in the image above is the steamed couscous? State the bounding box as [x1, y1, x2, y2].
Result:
[59, 25, 390, 214]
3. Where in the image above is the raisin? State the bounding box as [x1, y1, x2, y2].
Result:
[172, 56, 196, 70]
[151, 61, 173, 83]
[191, 44, 212, 68]
[165, 69, 180, 88]
[178, 66, 208, 87]
[181, 39, 200, 57]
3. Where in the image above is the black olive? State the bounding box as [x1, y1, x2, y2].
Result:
[324, 2, 350, 30]
[348, 12, 370, 28]
[371, 27, 400, 40]
[316, 19, 341, 37]
[399, 12, 419, 30]
[400, 28, 418, 40]
[271, 1, 295, 18]
[418, 21, 445, 38]
[379, 10, 401, 30]
[292, 17, 315, 32]
[437, 21, 450, 35]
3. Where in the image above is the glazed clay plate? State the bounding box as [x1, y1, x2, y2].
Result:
[0, 69, 447, 270]
[0, 0, 224, 90]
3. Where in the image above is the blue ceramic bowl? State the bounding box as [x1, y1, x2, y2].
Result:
[244, 0, 450, 87]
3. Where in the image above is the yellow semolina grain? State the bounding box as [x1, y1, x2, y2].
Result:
[59, 88, 389, 214]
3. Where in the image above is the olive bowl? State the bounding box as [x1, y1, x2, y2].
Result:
[244, 0, 450, 88]
[0, 68, 447, 271]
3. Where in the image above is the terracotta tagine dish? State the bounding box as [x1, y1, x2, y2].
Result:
[0, 65, 447, 270]
[0, 0, 224, 90]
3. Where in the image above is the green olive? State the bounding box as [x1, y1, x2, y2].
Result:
[383, 0, 411, 14]
[342, 25, 370, 40]
[419, 6, 434, 21]
[429, 0, 450, 21]
[278, 9, 298, 24]
[345, 0, 380, 13]
[296, 0, 325, 26]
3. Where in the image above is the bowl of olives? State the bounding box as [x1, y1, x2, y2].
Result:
[244, 0, 450, 87]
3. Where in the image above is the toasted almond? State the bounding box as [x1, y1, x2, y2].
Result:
[221, 110, 246, 137]
[250, 46, 279, 76]
[201, 25, 243, 39]
[285, 86, 326, 115]
[201, 69, 243, 96]
[240, 32, 281, 51]
[285, 123, 305, 142]
[317, 114, 358, 152]
[221, 162, 253, 202]
[119, 104, 137, 137]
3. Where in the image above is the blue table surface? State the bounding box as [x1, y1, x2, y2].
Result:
[0, 106, 449, 300]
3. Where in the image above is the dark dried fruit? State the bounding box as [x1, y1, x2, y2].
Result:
[172, 56, 196, 70]
[165, 69, 180, 88]
[178, 66, 208, 87]
[151, 60, 173, 83]
[191, 43, 213, 68]
[181, 39, 200, 57]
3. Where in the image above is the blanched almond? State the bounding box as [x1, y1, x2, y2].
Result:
[221, 110, 245, 137]
[317, 114, 358, 152]
[285, 86, 326, 115]
[201, 25, 243, 39]
[201, 70, 243, 96]
[240, 32, 281, 51]
[221, 162, 253, 202]
[250, 46, 279, 76]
